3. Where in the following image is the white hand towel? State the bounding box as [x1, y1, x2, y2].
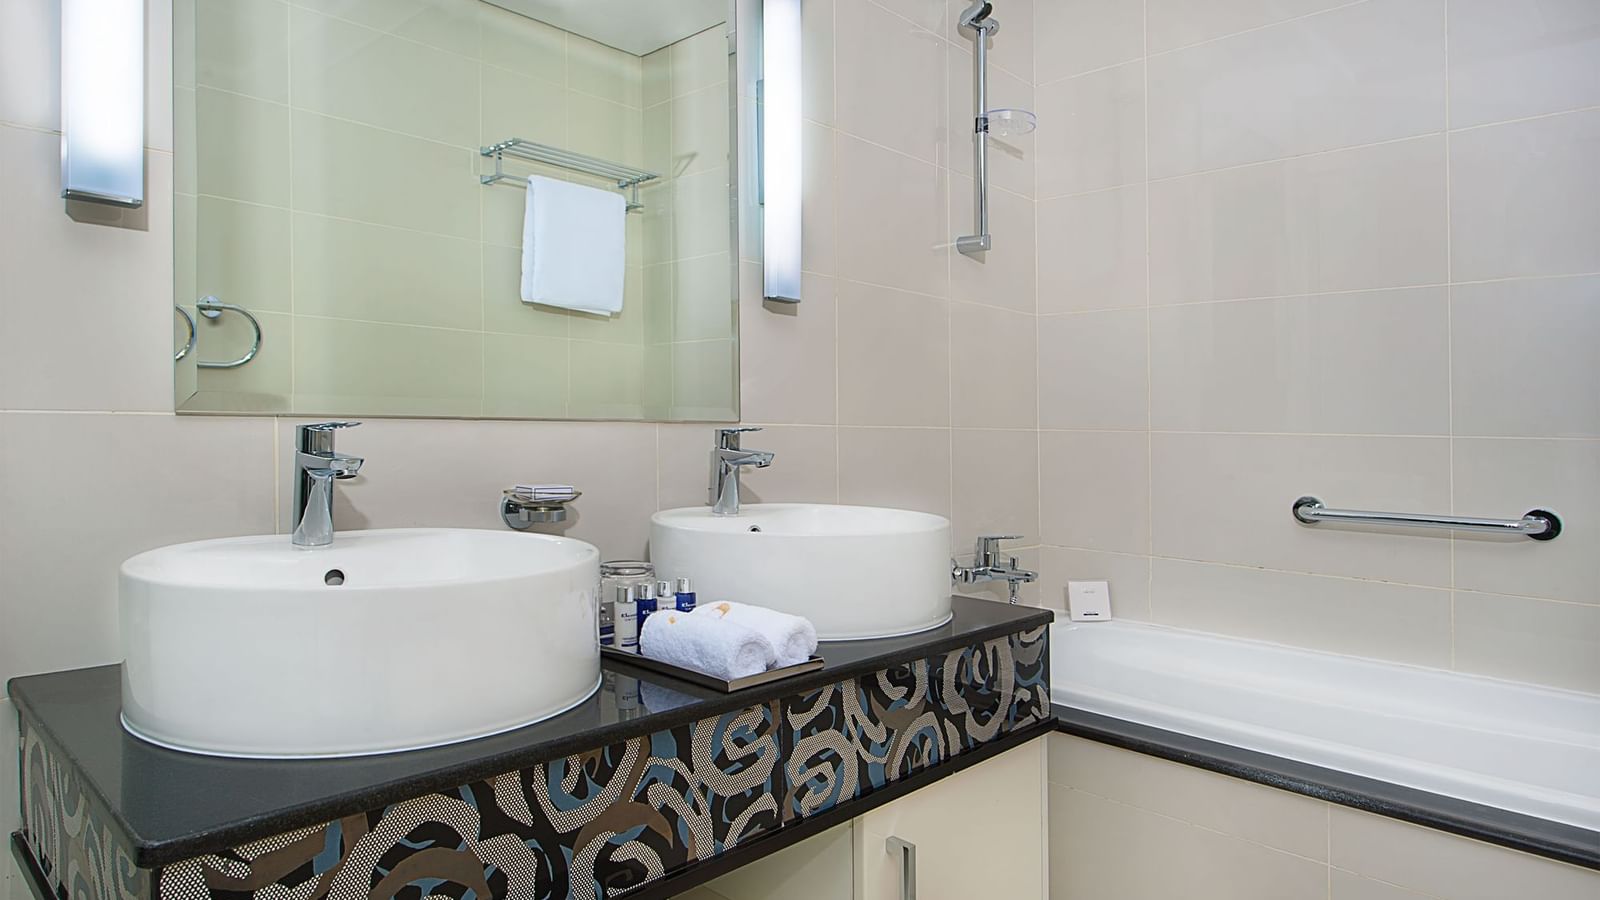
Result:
[520, 174, 625, 317]
[640, 610, 777, 681]
[693, 601, 818, 668]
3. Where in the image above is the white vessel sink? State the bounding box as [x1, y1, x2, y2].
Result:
[119, 528, 600, 758]
[650, 504, 952, 640]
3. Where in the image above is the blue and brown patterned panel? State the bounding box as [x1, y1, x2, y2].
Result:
[19, 717, 151, 900]
[782, 625, 1049, 820]
[17, 626, 1047, 900]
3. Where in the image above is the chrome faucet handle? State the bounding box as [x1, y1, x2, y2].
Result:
[297, 421, 361, 455]
[716, 426, 762, 450]
[973, 534, 1023, 566]
[300, 420, 361, 432]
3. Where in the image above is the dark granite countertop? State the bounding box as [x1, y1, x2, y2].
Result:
[7, 596, 1049, 868]
[1053, 704, 1600, 872]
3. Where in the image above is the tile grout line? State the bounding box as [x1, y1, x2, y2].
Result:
[1444, 0, 1456, 669]
[1142, 0, 1156, 622]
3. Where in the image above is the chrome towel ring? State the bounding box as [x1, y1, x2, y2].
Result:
[172, 296, 262, 369]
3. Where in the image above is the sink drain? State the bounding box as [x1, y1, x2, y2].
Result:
[324, 569, 346, 586]
[748, 525, 762, 532]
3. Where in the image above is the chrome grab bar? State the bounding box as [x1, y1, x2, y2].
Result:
[1292, 496, 1561, 542]
[172, 297, 262, 369]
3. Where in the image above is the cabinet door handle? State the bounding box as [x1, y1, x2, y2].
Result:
[886, 836, 917, 900]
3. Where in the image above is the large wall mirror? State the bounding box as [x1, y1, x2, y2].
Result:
[172, 0, 739, 421]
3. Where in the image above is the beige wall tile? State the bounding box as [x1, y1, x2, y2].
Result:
[566, 97, 645, 171]
[1146, 0, 1354, 54]
[293, 214, 482, 330]
[1151, 433, 1453, 585]
[669, 168, 731, 261]
[1450, 109, 1600, 282]
[1150, 135, 1447, 304]
[970, 0, 1032, 83]
[480, 67, 567, 149]
[1037, 184, 1147, 314]
[656, 422, 716, 511]
[670, 86, 730, 178]
[482, 246, 571, 338]
[835, 135, 949, 299]
[1037, 547, 1151, 618]
[1329, 807, 1600, 900]
[671, 339, 738, 420]
[0, 130, 175, 412]
[670, 27, 727, 99]
[801, 121, 837, 276]
[189, 309, 293, 413]
[291, 110, 479, 240]
[1329, 870, 1435, 900]
[732, 425, 839, 505]
[1147, 0, 1445, 178]
[837, 427, 952, 519]
[568, 35, 643, 108]
[568, 341, 644, 419]
[293, 317, 483, 417]
[801, 0, 833, 125]
[0, 413, 276, 683]
[738, 268, 836, 426]
[950, 180, 1036, 312]
[1448, 0, 1600, 128]
[1451, 276, 1600, 438]
[836, 1, 946, 165]
[1035, 62, 1145, 198]
[297, 0, 483, 58]
[1038, 309, 1149, 430]
[1451, 438, 1599, 605]
[1149, 288, 1450, 435]
[1048, 734, 1329, 860]
[950, 303, 1037, 428]
[1151, 558, 1453, 665]
[673, 252, 735, 341]
[1040, 431, 1149, 554]
[1035, 0, 1144, 84]
[197, 0, 289, 102]
[837, 281, 950, 427]
[1051, 784, 1329, 900]
[1454, 592, 1600, 693]
[0, 0, 61, 131]
[952, 428, 1040, 553]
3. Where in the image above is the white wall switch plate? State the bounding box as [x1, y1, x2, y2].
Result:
[1067, 581, 1112, 621]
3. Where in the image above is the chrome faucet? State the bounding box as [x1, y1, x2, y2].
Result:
[708, 427, 774, 516]
[292, 422, 364, 548]
[952, 534, 1038, 604]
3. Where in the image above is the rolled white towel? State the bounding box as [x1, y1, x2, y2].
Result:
[640, 609, 777, 681]
[693, 601, 818, 668]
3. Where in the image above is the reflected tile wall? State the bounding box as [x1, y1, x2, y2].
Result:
[1034, 0, 1600, 692]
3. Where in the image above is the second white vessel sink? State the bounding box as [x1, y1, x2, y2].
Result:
[650, 504, 953, 639]
[119, 528, 600, 758]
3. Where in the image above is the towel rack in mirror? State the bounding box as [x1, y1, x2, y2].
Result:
[1292, 496, 1562, 541]
[174, 296, 262, 369]
[480, 138, 659, 212]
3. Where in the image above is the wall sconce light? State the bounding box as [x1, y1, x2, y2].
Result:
[761, 0, 801, 302]
[61, 0, 146, 208]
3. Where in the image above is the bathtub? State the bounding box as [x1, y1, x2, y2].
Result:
[1049, 621, 1600, 832]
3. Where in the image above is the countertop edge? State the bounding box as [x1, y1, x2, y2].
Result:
[9, 600, 1051, 868]
[1052, 704, 1600, 872]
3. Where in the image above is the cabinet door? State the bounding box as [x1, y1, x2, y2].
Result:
[855, 739, 1048, 900]
[681, 823, 856, 900]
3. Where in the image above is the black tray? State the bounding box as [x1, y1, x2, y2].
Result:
[601, 646, 825, 692]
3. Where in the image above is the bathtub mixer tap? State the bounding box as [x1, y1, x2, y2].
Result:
[952, 534, 1037, 604]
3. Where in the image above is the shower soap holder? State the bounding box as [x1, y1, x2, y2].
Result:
[981, 108, 1036, 137]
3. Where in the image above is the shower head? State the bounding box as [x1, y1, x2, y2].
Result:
[959, 0, 999, 35]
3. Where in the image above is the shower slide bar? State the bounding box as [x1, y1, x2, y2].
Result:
[1292, 496, 1562, 541]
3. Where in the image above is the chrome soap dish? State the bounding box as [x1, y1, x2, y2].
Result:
[501, 486, 581, 529]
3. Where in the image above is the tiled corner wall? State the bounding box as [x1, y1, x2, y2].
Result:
[1047, 733, 1600, 899]
[0, 4, 1041, 898]
[1030, 0, 1600, 694]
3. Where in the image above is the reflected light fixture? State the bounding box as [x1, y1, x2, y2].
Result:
[761, 0, 801, 302]
[61, 0, 146, 208]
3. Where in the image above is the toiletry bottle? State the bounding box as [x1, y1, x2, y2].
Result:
[674, 577, 696, 612]
[599, 590, 615, 648]
[614, 585, 639, 654]
[656, 581, 674, 614]
[634, 582, 658, 629]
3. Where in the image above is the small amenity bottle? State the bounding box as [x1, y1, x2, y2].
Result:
[614, 585, 639, 654]
[634, 582, 657, 629]
[674, 577, 696, 612]
[598, 592, 615, 648]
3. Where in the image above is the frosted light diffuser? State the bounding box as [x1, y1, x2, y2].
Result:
[61, 0, 145, 208]
[761, 0, 801, 302]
